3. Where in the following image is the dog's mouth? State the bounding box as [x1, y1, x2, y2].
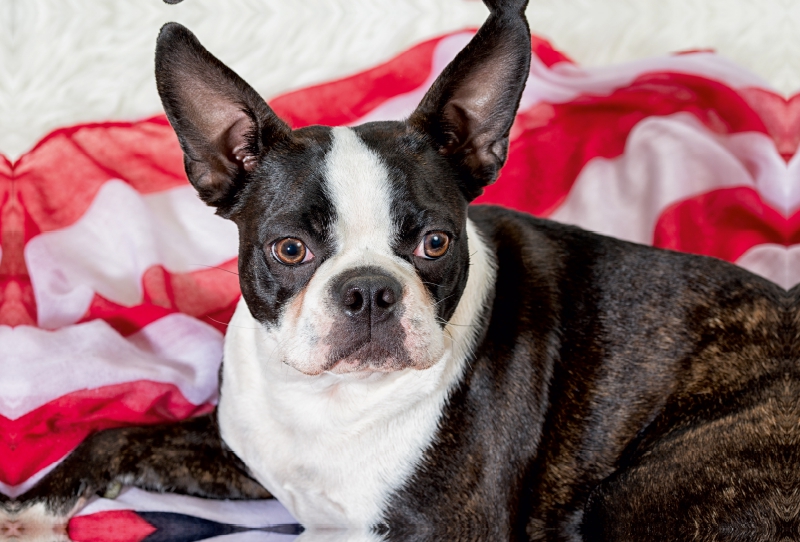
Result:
[324, 340, 415, 374]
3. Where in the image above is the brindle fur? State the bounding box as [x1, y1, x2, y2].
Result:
[15, 414, 270, 517]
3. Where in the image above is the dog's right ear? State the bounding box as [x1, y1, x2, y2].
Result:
[409, 0, 530, 201]
[155, 23, 290, 208]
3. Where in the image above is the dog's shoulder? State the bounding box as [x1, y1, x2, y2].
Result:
[469, 204, 784, 340]
[470, 203, 786, 405]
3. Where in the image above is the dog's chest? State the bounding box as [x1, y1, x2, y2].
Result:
[217, 299, 462, 527]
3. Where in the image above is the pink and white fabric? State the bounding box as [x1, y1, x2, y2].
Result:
[1, 27, 798, 541]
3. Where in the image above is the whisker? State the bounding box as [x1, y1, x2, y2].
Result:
[443, 327, 454, 342]
[419, 281, 445, 288]
[433, 294, 455, 307]
[194, 264, 239, 276]
[436, 316, 480, 328]
[206, 315, 260, 330]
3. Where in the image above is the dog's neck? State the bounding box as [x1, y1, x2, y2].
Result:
[217, 218, 496, 526]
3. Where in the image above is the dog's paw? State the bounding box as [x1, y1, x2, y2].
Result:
[0, 499, 85, 542]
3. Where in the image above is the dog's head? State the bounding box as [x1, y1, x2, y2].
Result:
[155, 0, 530, 376]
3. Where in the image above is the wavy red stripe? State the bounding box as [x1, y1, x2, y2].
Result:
[476, 72, 770, 216]
[78, 260, 242, 335]
[653, 187, 800, 262]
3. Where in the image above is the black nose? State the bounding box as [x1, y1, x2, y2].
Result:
[339, 274, 402, 323]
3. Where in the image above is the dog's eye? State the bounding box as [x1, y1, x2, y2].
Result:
[271, 238, 314, 266]
[414, 232, 451, 260]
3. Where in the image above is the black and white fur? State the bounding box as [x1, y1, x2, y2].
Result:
[7, 0, 799, 540]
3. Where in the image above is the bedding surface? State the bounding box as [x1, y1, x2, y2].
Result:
[1, 1, 798, 540]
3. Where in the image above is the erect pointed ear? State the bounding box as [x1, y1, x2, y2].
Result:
[409, 0, 531, 201]
[155, 23, 291, 208]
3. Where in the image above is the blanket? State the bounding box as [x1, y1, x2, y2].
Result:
[1, 6, 798, 542]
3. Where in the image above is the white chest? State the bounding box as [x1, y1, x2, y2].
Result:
[217, 300, 463, 527]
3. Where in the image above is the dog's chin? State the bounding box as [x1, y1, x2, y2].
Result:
[327, 342, 429, 375]
[287, 342, 438, 377]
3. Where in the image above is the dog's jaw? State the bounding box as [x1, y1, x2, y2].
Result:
[217, 218, 495, 527]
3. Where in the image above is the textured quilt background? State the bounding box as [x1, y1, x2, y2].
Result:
[2, 1, 800, 540]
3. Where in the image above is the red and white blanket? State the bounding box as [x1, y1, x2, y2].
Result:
[2, 14, 798, 542]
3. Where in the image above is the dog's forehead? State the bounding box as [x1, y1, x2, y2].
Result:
[240, 123, 465, 258]
[323, 127, 397, 252]
[322, 124, 466, 253]
[353, 123, 469, 232]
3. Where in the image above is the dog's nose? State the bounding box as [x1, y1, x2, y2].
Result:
[339, 274, 402, 322]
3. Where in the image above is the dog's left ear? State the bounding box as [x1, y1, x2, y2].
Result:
[409, 0, 530, 200]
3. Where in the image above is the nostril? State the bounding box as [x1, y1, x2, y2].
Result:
[336, 271, 402, 320]
[344, 288, 365, 313]
[376, 287, 396, 309]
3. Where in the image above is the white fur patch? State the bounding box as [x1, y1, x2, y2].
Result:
[218, 218, 496, 528]
[326, 127, 397, 256]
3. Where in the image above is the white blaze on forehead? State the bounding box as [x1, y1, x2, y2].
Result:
[325, 127, 396, 255]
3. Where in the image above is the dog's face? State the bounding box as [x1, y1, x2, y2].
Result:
[155, 0, 530, 375]
[228, 123, 472, 375]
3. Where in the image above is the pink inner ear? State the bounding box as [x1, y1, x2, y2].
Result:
[180, 78, 256, 172]
[439, 59, 514, 155]
[232, 143, 258, 172]
[241, 155, 258, 172]
[442, 97, 503, 155]
[224, 115, 257, 171]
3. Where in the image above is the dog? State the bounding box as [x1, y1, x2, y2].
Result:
[6, 0, 800, 540]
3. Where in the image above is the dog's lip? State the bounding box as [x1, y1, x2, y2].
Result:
[325, 338, 371, 368]
[327, 362, 397, 376]
[324, 341, 414, 374]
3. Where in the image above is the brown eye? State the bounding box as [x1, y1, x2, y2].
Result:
[414, 232, 451, 260]
[271, 238, 313, 265]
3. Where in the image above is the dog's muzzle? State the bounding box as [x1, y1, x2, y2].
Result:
[325, 267, 413, 372]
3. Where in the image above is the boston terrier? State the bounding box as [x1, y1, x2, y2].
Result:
[6, 0, 800, 540]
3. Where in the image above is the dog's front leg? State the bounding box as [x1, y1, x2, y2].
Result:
[2, 413, 270, 539]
